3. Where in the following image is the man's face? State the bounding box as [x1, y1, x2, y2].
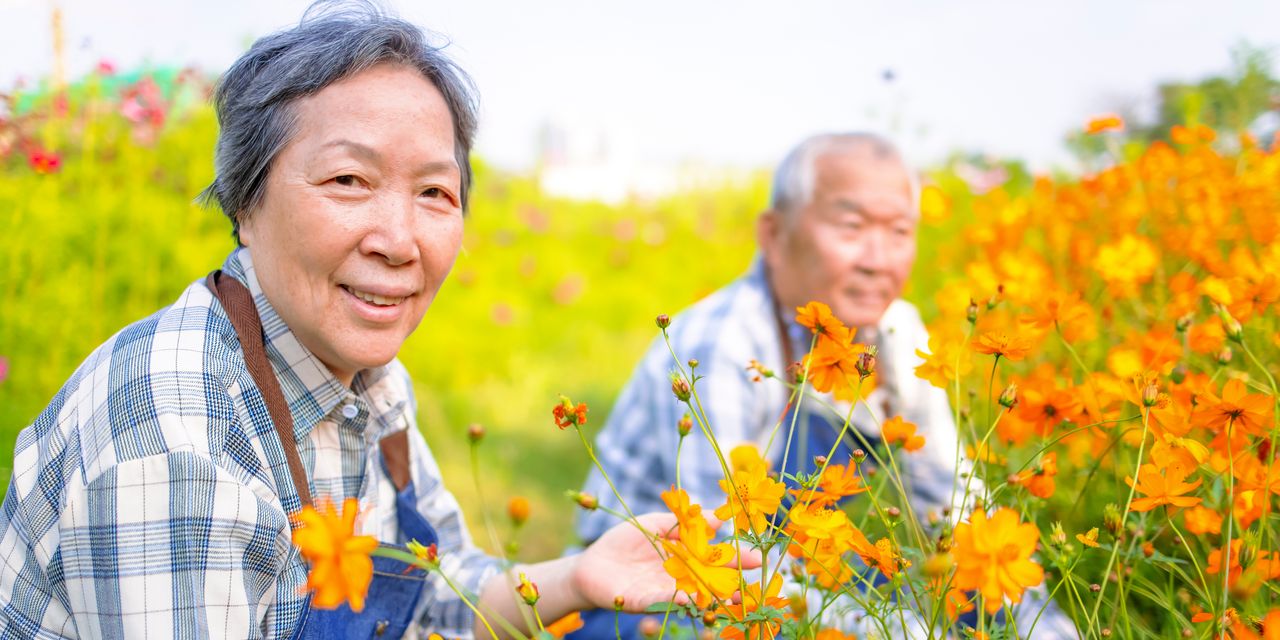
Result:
[239, 63, 464, 386]
[759, 148, 917, 330]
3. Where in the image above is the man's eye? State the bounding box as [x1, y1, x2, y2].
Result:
[333, 175, 358, 187]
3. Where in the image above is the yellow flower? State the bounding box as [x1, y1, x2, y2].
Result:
[660, 488, 739, 605]
[952, 508, 1044, 613]
[291, 497, 378, 612]
[1093, 234, 1159, 292]
[715, 445, 786, 534]
[1075, 527, 1100, 548]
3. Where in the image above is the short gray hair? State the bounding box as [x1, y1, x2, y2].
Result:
[199, 0, 479, 242]
[769, 132, 919, 218]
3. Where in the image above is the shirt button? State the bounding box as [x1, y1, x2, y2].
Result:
[341, 404, 359, 419]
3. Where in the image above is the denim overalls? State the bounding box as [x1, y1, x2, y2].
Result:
[209, 271, 441, 640]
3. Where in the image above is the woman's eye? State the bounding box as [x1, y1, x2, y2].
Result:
[421, 187, 443, 198]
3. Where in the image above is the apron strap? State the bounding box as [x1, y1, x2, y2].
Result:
[206, 270, 314, 507]
[378, 429, 412, 493]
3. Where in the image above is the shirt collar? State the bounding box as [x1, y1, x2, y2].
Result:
[221, 248, 354, 442]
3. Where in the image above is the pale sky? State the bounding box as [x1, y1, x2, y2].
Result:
[2, 0, 1277, 176]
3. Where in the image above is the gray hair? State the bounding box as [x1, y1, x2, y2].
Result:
[199, 0, 479, 242]
[768, 132, 920, 218]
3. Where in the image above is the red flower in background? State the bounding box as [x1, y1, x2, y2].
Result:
[27, 148, 61, 174]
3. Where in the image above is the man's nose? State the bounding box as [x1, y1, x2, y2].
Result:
[854, 229, 890, 274]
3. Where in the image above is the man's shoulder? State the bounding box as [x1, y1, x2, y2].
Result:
[12, 277, 248, 492]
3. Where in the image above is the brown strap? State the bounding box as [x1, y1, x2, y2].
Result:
[378, 429, 412, 493]
[206, 271, 314, 507]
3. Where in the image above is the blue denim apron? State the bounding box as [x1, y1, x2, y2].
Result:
[208, 272, 440, 640]
[289, 443, 440, 639]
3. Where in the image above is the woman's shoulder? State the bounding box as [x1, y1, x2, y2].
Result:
[14, 277, 250, 491]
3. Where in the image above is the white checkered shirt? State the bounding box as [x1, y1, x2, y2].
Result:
[0, 248, 498, 639]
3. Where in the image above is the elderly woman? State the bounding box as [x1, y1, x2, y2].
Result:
[0, 5, 684, 639]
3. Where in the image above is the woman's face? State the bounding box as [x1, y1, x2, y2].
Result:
[239, 63, 464, 386]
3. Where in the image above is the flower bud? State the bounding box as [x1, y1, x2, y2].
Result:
[467, 423, 486, 442]
[966, 299, 979, 325]
[670, 374, 692, 402]
[1170, 364, 1187, 384]
[1142, 542, 1154, 558]
[852, 449, 866, 463]
[613, 596, 625, 611]
[1050, 521, 1067, 547]
[855, 348, 877, 379]
[677, 413, 693, 437]
[1175, 313, 1193, 333]
[813, 455, 827, 467]
[1217, 346, 1233, 365]
[999, 382, 1018, 409]
[569, 491, 598, 510]
[701, 611, 718, 627]
[516, 573, 539, 605]
[1217, 305, 1243, 343]
[885, 506, 901, 520]
[787, 594, 807, 617]
[655, 314, 671, 330]
[687, 358, 699, 370]
[1089, 583, 1102, 592]
[1103, 503, 1123, 537]
[638, 617, 662, 638]
[507, 497, 530, 526]
[1240, 530, 1260, 570]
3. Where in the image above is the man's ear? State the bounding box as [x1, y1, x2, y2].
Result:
[756, 210, 782, 262]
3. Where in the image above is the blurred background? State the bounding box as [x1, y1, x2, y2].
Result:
[1, 0, 1277, 559]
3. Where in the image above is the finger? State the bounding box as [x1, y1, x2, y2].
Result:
[732, 547, 763, 570]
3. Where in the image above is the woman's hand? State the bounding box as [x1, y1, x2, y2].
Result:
[571, 512, 762, 613]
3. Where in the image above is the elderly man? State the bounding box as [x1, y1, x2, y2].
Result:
[579, 133, 960, 539]
[0, 5, 690, 639]
[574, 133, 1075, 638]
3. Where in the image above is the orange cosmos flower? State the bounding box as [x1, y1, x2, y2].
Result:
[291, 497, 378, 612]
[507, 496, 531, 526]
[545, 612, 584, 638]
[1126, 462, 1202, 512]
[1018, 290, 1095, 343]
[1013, 452, 1058, 499]
[659, 488, 739, 605]
[552, 395, 588, 429]
[1182, 505, 1223, 535]
[795, 301, 852, 344]
[848, 526, 903, 578]
[814, 630, 857, 640]
[881, 415, 925, 451]
[802, 335, 866, 398]
[791, 461, 867, 507]
[952, 508, 1044, 613]
[1191, 378, 1274, 436]
[716, 446, 786, 534]
[970, 330, 1033, 361]
[718, 575, 788, 640]
[1085, 114, 1124, 134]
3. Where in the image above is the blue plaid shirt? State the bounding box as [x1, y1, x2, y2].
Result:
[0, 249, 498, 639]
[577, 256, 968, 543]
